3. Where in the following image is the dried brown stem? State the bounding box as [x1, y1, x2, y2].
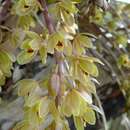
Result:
[0, 0, 12, 24]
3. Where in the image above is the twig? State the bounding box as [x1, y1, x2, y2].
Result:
[0, 25, 12, 32]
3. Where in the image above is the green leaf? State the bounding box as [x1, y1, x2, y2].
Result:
[79, 75, 96, 94]
[74, 34, 94, 49]
[17, 50, 36, 65]
[59, 0, 78, 14]
[62, 89, 81, 116]
[60, 9, 75, 26]
[74, 117, 84, 130]
[79, 97, 88, 115]
[0, 50, 13, 77]
[17, 15, 35, 29]
[25, 31, 40, 39]
[79, 59, 99, 77]
[83, 107, 96, 125]
[73, 34, 93, 55]
[24, 87, 42, 107]
[11, 29, 23, 47]
[17, 79, 39, 96]
[25, 106, 42, 128]
[37, 97, 50, 119]
[78, 56, 104, 65]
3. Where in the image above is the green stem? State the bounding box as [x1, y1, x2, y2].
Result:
[94, 93, 108, 130]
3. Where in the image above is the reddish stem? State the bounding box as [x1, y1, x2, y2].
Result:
[38, 0, 54, 34]
[39, 0, 63, 104]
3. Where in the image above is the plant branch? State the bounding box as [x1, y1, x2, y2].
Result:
[38, 0, 64, 104]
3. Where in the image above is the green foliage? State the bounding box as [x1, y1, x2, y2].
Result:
[0, 50, 13, 86]
[10, 0, 100, 129]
